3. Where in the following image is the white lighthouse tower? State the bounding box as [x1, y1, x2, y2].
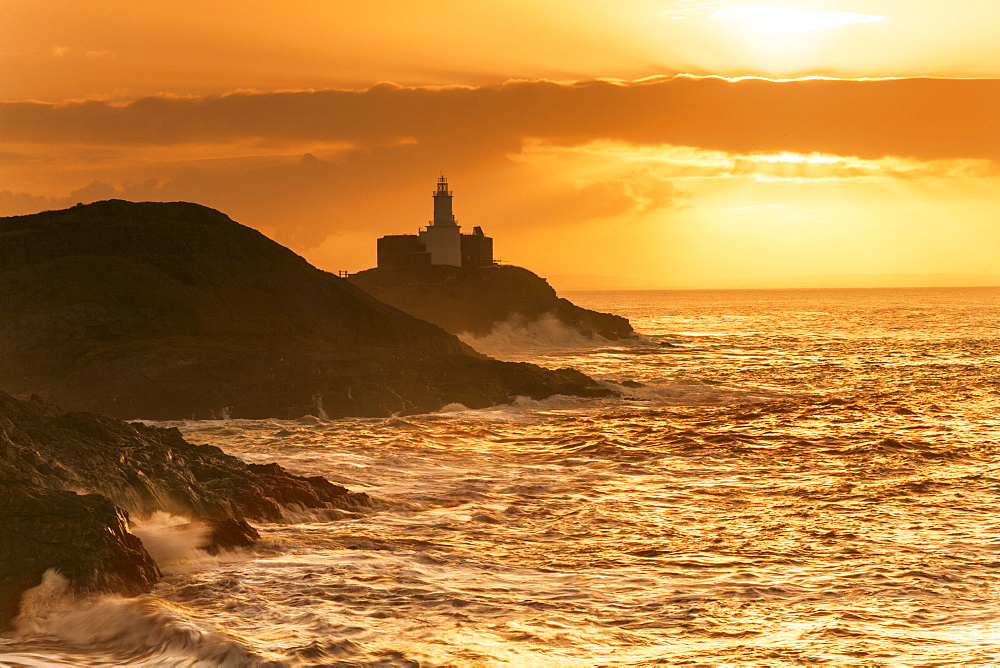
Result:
[418, 176, 462, 266]
[375, 176, 493, 269]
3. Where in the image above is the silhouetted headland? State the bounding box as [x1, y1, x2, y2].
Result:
[0, 200, 613, 419]
[361, 175, 633, 341]
[349, 265, 635, 340]
[0, 390, 371, 630]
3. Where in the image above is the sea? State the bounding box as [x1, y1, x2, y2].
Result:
[2, 287, 1000, 666]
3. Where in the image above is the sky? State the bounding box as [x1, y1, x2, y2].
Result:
[3, 0, 1000, 288]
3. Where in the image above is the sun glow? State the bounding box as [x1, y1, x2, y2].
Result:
[711, 6, 886, 32]
[501, 136, 1000, 286]
[517, 141, 991, 184]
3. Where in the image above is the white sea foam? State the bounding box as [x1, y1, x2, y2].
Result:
[8, 571, 265, 667]
[437, 402, 470, 412]
[459, 312, 612, 355]
[130, 512, 214, 574]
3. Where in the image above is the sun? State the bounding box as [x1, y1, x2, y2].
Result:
[694, 4, 888, 68]
[711, 5, 886, 33]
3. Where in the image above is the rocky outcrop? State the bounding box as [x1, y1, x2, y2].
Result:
[0, 485, 160, 630]
[349, 265, 634, 340]
[0, 391, 370, 630]
[0, 200, 613, 419]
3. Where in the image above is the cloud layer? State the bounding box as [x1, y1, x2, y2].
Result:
[2, 75, 999, 275]
[4, 76, 999, 160]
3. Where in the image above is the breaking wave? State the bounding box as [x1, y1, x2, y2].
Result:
[459, 312, 612, 355]
[131, 512, 214, 575]
[3, 571, 269, 667]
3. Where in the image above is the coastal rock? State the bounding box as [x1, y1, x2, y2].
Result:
[0, 484, 160, 631]
[0, 391, 369, 629]
[0, 391, 372, 523]
[349, 265, 635, 340]
[245, 462, 359, 512]
[0, 200, 613, 420]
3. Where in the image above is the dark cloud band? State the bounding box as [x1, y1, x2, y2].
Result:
[3, 76, 998, 161]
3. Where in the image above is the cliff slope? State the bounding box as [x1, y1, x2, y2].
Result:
[0, 201, 611, 419]
[349, 265, 634, 340]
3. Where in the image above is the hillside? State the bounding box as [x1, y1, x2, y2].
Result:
[0, 200, 612, 419]
[349, 265, 634, 340]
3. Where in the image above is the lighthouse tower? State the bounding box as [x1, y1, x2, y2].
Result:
[432, 175, 456, 226]
[375, 176, 494, 269]
[418, 176, 462, 266]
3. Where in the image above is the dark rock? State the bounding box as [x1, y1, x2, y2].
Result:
[246, 462, 355, 510]
[0, 200, 613, 420]
[0, 390, 369, 628]
[0, 390, 371, 523]
[349, 265, 635, 340]
[0, 483, 160, 631]
[202, 517, 260, 554]
[608, 379, 645, 388]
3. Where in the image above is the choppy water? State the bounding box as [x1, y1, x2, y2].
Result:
[4, 287, 1000, 666]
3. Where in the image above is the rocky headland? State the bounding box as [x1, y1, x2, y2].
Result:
[0, 200, 613, 419]
[0, 390, 370, 630]
[349, 265, 634, 340]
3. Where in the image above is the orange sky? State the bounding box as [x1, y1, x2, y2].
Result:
[3, 0, 1000, 288]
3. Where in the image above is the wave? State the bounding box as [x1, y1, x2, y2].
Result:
[4, 571, 270, 667]
[459, 312, 614, 354]
[130, 512, 215, 575]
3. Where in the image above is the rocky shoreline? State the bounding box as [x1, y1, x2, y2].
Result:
[0, 200, 622, 631]
[0, 391, 371, 630]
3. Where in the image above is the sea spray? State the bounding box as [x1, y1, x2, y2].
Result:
[130, 512, 214, 574]
[312, 393, 330, 420]
[8, 571, 269, 667]
[459, 312, 612, 354]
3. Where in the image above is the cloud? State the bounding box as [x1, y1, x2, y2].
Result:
[518, 141, 996, 182]
[728, 152, 995, 181]
[2, 76, 998, 162]
[47, 46, 116, 62]
[1, 75, 998, 254]
[517, 167, 689, 226]
[0, 180, 154, 216]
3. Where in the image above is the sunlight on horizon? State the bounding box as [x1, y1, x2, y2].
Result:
[495, 137, 1000, 287]
[711, 6, 885, 32]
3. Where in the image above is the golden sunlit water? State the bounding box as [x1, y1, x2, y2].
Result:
[3, 287, 999, 666]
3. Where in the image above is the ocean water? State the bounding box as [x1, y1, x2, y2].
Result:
[3, 287, 1000, 666]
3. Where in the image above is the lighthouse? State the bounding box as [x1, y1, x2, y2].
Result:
[375, 176, 494, 269]
[419, 176, 462, 266]
[432, 175, 456, 226]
